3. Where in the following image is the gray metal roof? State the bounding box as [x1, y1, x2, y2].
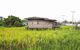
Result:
[26, 17, 56, 22]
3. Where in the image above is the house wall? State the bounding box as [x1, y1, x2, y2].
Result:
[27, 20, 56, 28]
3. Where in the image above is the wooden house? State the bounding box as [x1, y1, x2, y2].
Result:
[26, 17, 59, 29]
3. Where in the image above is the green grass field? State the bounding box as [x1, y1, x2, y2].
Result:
[0, 26, 80, 50]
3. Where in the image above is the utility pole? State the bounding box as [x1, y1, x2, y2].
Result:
[61, 15, 65, 21]
[71, 11, 75, 24]
[71, 11, 76, 29]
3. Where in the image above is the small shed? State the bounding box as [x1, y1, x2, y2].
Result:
[26, 17, 59, 29]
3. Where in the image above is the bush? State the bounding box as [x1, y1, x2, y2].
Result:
[0, 20, 3, 26]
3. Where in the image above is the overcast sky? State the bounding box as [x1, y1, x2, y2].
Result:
[0, 0, 80, 22]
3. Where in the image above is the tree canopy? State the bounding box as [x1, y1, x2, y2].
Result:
[4, 15, 22, 27]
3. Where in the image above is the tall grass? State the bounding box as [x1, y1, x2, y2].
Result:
[0, 26, 80, 50]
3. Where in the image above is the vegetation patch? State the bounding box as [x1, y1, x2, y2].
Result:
[0, 26, 80, 50]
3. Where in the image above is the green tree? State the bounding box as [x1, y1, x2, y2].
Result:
[0, 20, 3, 26]
[4, 15, 22, 27]
[14, 21, 22, 27]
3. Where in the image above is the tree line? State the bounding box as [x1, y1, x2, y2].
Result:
[0, 15, 25, 27]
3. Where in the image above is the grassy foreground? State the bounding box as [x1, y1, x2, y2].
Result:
[0, 26, 80, 50]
